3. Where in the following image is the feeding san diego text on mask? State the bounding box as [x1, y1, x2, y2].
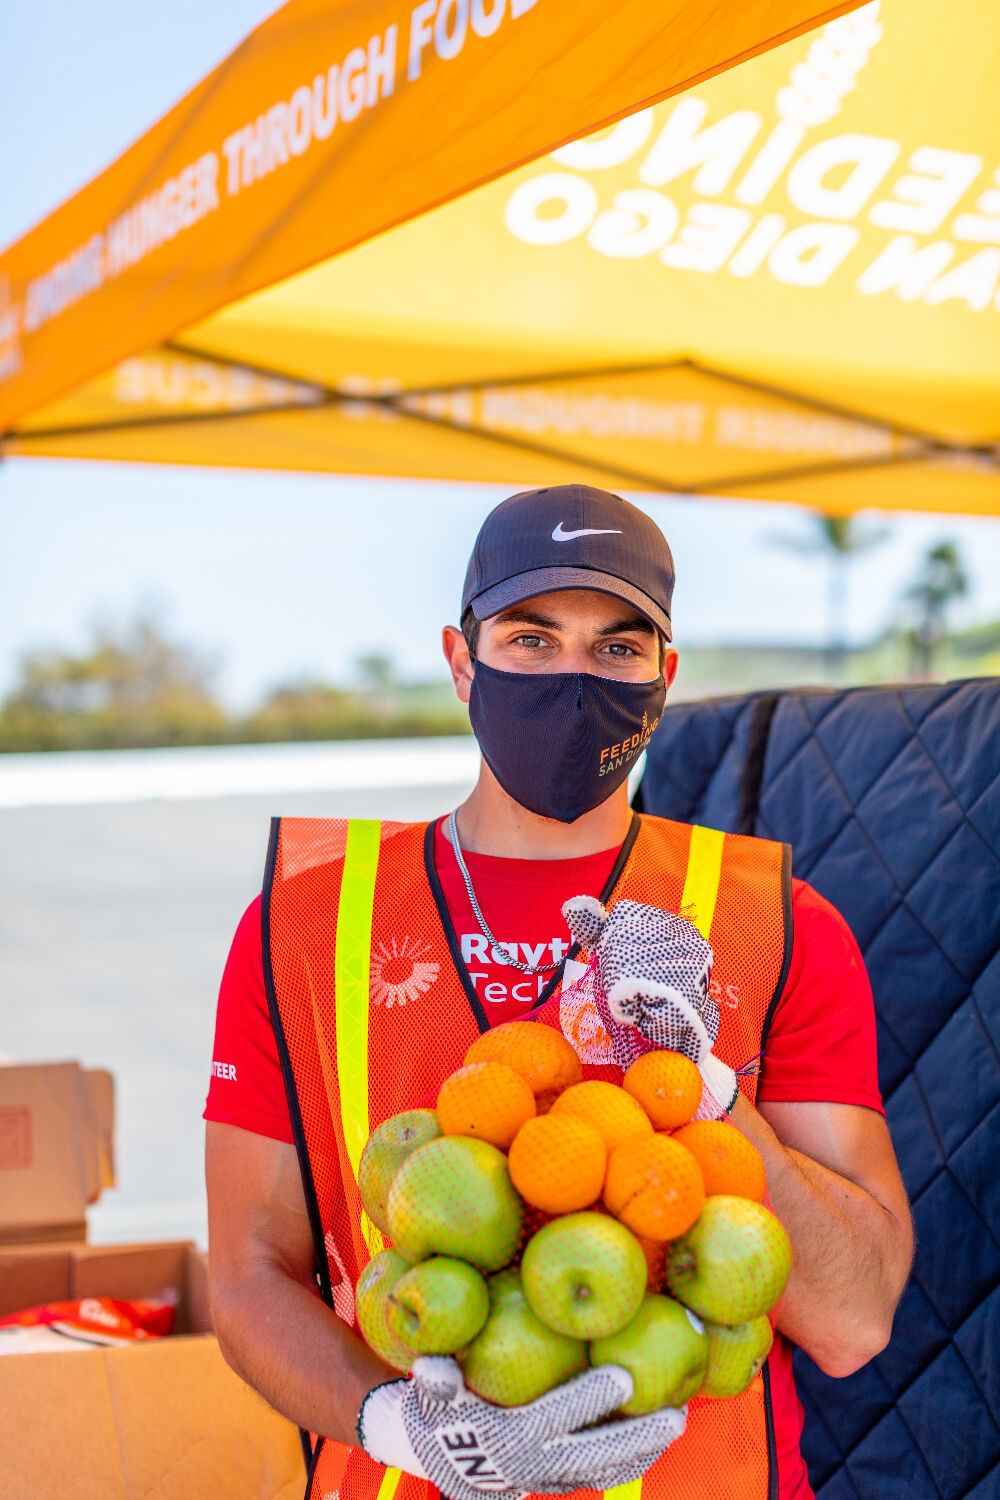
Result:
[468, 659, 666, 824]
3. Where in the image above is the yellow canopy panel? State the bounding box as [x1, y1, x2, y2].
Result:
[3, 0, 999, 515]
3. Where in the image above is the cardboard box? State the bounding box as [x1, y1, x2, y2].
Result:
[0, 1239, 307, 1499]
[0, 1060, 115, 1243]
[0, 1065, 306, 1496]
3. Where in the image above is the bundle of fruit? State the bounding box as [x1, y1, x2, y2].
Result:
[357, 1022, 790, 1414]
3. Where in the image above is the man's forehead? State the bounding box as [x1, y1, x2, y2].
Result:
[488, 589, 651, 630]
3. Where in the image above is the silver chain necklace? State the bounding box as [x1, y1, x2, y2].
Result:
[448, 809, 562, 975]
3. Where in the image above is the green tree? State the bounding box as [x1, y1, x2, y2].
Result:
[356, 653, 395, 693]
[0, 621, 471, 752]
[905, 541, 969, 677]
[771, 514, 888, 679]
[0, 616, 226, 751]
[243, 680, 368, 742]
[241, 676, 468, 743]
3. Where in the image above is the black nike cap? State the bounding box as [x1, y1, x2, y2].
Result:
[462, 484, 674, 641]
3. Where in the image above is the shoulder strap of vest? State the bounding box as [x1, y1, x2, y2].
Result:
[762, 840, 794, 1048]
[678, 823, 726, 939]
[669, 820, 793, 992]
[264, 817, 421, 1295]
[261, 815, 336, 1308]
[627, 812, 794, 1049]
[681, 817, 794, 1048]
[334, 819, 382, 1235]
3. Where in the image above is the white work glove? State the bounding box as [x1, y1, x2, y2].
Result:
[358, 1356, 687, 1500]
[563, 895, 738, 1116]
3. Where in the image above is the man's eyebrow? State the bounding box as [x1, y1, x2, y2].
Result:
[492, 608, 562, 629]
[492, 608, 654, 637]
[595, 616, 654, 638]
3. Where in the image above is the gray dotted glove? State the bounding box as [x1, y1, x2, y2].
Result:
[563, 895, 738, 1114]
[358, 1356, 687, 1500]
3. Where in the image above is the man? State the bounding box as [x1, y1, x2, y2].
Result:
[205, 484, 913, 1500]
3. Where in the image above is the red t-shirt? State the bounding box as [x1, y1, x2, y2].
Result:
[205, 817, 883, 1500]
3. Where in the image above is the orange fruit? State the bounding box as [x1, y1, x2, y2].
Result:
[672, 1121, 767, 1201]
[466, 1021, 582, 1101]
[622, 1051, 703, 1130]
[508, 1114, 608, 1215]
[549, 1080, 653, 1151]
[437, 1061, 536, 1150]
[604, 1133, 705, 1241]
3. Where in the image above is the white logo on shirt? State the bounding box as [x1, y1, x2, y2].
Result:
[211, 1061, 237, 1081]
[460, 932, 572, 1004]
[370, 935, 440, 1007]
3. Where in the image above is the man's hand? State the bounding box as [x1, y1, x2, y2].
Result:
[360, 1356, 686, 1500]
[562, 895, 736, 1113]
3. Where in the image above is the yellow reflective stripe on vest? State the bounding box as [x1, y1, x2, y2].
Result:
[679, 824, 726, 940]
[604, 1480, 643, 1500]
[374, 1466, 403, 1500]
[598, 824, 725, 1500]
[335, 818, 384, 1253]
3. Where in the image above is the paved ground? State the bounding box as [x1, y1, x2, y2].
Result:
[0, 779, 474, 1248]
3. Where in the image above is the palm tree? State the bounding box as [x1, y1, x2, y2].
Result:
[905, 541, 969, 677]
[771, 514, 889, 679]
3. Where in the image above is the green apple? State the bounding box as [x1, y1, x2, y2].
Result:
[388, 1256, 490, 1355]
[666, 1196, 792, 1324]
[521, 1212, 647, 1340]
[387, 1135, 523, 1271]
[490, 1266, 532, 1310]
[462, 1267, 588, 1406]
[591, 1295, 708, 1414]
[355, 1248, 416, 1372]
[359, 1109, 441, 1236]
[700, 1315, 774, 1397]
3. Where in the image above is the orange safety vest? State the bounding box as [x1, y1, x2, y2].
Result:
[265, 813, 791, 1500]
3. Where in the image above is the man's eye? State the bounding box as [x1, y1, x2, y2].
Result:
[603, 642, 636, 657]
[515, 635, 543, 648]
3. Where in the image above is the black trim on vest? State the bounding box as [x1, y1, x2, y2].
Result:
[737, 694, 781, 836]
[423, 817, 492, 1034]
[299, 1428, 316, 1472]
[762, 1358, 780, 1500]
[532, 811, 641, 1012]
[303, 1430, 325, 1500]
[261, 816, 336, 1313]
[760, 841, 795, 1050]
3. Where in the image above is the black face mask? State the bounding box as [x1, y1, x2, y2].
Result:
[468, 659, 665, 824]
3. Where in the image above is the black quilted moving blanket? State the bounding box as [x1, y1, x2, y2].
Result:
[638, 677, 1000, 1500]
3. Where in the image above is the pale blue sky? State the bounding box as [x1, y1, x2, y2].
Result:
[2, 1, 998, 709]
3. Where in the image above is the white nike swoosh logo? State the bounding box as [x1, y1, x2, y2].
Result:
[551, 523, 623, 541]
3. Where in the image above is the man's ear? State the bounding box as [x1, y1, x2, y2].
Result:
[663, 647, 679, 690]
[442, 625, 474, 704]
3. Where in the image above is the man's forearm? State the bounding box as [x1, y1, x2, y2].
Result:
[212, 1260, 397, 1447]
[731, 1096, 913, 1377]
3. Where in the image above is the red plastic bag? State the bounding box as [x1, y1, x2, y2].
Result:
[0, 1294, 176, 1354]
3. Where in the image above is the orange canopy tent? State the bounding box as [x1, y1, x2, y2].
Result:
[1, 0, 997, 515]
